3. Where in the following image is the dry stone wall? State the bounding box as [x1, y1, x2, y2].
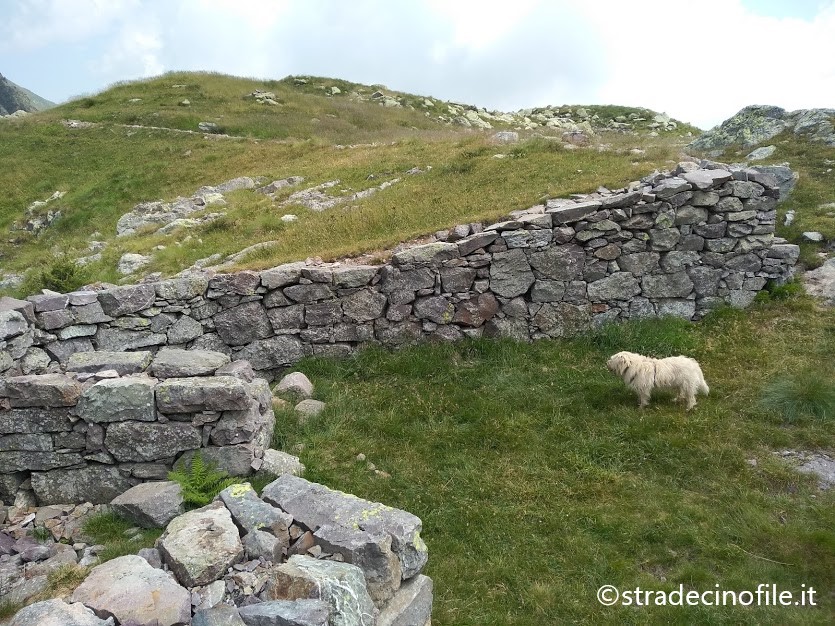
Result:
[0, 351, 274, 504]
[0, 161, 799, 384]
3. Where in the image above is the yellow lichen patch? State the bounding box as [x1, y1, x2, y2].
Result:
[228, 482, 253, 498]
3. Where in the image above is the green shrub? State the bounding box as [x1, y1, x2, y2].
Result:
[761, 371, 835, 422]
[35, 255, 88, 293]
[168, 452, 238, 508]
[766, 279, 805, 300]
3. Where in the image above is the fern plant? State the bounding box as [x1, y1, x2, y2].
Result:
[168, 452, 239, 508]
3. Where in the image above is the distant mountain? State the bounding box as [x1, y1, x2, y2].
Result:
[0, 73, 55, 115]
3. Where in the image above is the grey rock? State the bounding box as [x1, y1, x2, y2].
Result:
[587, 273, 640, 301]
[261, 449, 305, 476]
[210, 271, 262, 296]
[655, 299, 696, 319]
[111, 481, 185, 528]
[618, 252, 659, 275]
[77, 377, 155, 423]
[156, 376, 249, 412]
[283, 284, 334, 304]
[546, 200, 601, 224]
[649, 228, 681, 251]
[236, 336, 304, 370]
[674, 205, 708, 225]
[27, 292, 69, 313]
[156, 274, 210, 301]
[305, 301, 342, 326]
[263, 555, 374, 626]
[218, 482, 293, 539]
[152, 349, 231, 377]
[267, 304, 305, 330]
[32, 465, 138, 504]
[0, 310, 27, 340]
[456, 231, 499, 256]
[167, 315, 204, 343]
[529, 244, 584, 280]
[98, 284, 156, 316]
[681, 169, 732, 190]
[641, 272, 694, 298]
[413, 296, 454, 324]
[238, 600, 330, 626]
[295, 399, 326, 420]
[2, 373, 81, 408]
[0, 407, 73, 434]
[10, 599, 114, 626]
[380, 267, 435, 295]
[314, 524, 402, 605]
[105, 421, 202, 462]
[274, 372, 314, 402]
[746, 145, 776, 160]
[243, 528, 284, 561]
[95, 327, 167, 351]
[193, 605, 247, 626]
[440, 267, 477, 292]
[393, 242, 459, 267]
[804, 258, 835, 305]
[178, 445, 256, 477]
[215, 302, 273, 346]
[332, 266, 378, 288]
[532, 302, 591, 338]
[263, 475, 428, 579]
[157, 501, 244, 587]
[71, 555, 191, 626]
[260, 262, 307, 289]
[66, 350, 152, 375]
[138, 547, 163, 568]
[340, 289, 386, 322]
[216, 360, 256, 382]
[72, 301, 112, 324]
[377, 575, 433, 626]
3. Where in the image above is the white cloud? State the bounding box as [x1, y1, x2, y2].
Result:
[3, 0, 835, 128]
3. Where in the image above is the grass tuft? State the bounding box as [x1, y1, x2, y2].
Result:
[761, 371, 835, 422]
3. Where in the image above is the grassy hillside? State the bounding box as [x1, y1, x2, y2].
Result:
[0, 71, 695, 294]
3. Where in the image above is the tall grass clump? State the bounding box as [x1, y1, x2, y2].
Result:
[761, 370, 835, 422]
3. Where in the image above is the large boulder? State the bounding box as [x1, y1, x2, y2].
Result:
[71, 555, 191, 626]
[157, 501, 244, 587]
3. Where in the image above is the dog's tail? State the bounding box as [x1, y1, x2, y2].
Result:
[699, 379, 709, 396]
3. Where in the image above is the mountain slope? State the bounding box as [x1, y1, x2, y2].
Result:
[0, 73, 54, 115]
[0, 71, 698, 293]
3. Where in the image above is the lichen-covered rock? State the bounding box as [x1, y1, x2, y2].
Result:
[151, 348, 231, 378]
[155, 376, 249, 413]
[238, 600, 330, 626]
[65, 350, 152, 375]
[263, 475, 428, 580]
[262, 555, 375, 626]
[105, 421, 202, 462]
[157, 501, 244, 587]
[76, 377, 155, 423]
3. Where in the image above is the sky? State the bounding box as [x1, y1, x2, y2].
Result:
[1, 0, 834, 130]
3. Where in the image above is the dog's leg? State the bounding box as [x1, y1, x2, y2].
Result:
[638, 391, 651, 408]
[685, 393, 697, 411]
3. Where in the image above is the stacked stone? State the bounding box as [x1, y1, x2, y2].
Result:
[0, 351, 274, 505]
[0, 162, 799, 381]
[9, 475, 433, 626]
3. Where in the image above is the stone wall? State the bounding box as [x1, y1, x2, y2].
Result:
[1, 161, 799, 384]
[0, 351, 273, 504]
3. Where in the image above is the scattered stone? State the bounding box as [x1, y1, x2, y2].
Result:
[294, 399, 326, 421]
[110, 481, 185, 528]
[10, 599, 114, 626]
[274, 372, 314, 402]
[261, 449, 305, 476]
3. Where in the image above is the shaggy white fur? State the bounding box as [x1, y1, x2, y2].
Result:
[607, 351, 709, 410]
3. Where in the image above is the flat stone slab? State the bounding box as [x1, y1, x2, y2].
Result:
[239, 600, 330, 626]
[262, 475, 428, 579]
[66, 351, 152, 375]
[151, 348, 232, 378]
[111, 481, 185, 528]
[157, 501, 244, 587]
[1, 374, 81, 408]
[217, 482, 293, 539]
[71, 555, 191, 626]
[156, 376, 249, 413]
[76, 377, 156, 423]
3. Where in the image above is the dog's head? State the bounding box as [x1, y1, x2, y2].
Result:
[607, 351, 638, 378]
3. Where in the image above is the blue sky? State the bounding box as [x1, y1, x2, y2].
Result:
[2, 0, 834, 129]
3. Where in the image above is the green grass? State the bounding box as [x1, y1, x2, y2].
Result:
[761, 372, 835, 422]
[269, 296, 834, 625]
[82, 512, 162, 562]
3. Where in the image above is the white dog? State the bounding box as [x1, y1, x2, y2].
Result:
[607, 351, 709, 410]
